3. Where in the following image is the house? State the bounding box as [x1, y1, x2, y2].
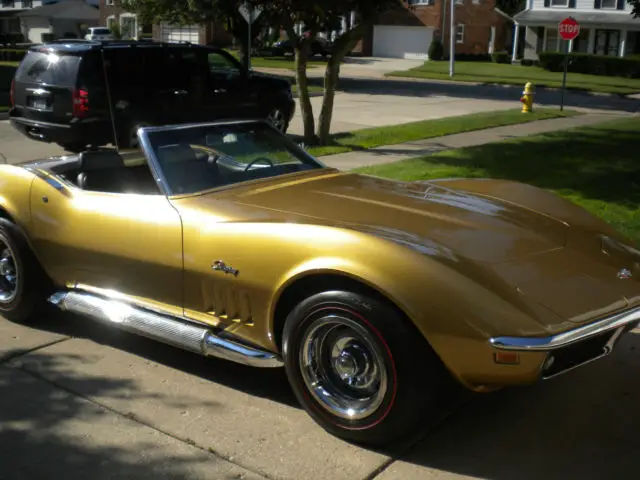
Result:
[512, 0, 640, 61]
[99, 0, 232, 45]
[355, 0, 512, 59]
[0, 0, 43, 42]
[16, 0, 99, 43]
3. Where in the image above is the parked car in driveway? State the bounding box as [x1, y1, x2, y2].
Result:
[8, 40, 295, 152]
[84, 27, 114, 41]
[0, 119, 639, 447]
[270, 36, 334, 57]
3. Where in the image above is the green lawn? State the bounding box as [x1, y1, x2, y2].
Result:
[226, 50, 325, 70]
[0, 106, 8, 112]
[387, 61, 640, 95]
[356, 117, 640, 244]
[306, 108, 580, 157]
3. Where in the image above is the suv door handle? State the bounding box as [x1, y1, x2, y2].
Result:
[173, 90, 188, 96]
[214, 88, 227, 94]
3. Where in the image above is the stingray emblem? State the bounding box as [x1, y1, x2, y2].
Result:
[617, 268, 633, 280]
[212, 260, 239, 277]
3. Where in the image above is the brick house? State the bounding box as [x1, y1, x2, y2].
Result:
[98, 0, 232, 45]
[356, 0, 513, 58]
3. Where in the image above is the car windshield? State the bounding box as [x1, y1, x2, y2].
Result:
[142, 122, 326, 196]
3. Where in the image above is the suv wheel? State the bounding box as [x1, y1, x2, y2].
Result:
[267, 108, 288, 133]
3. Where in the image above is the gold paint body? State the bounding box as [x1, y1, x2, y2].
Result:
[1, 162, 639, 391]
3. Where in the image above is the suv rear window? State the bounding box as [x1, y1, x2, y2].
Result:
[15, 50, 82, 87]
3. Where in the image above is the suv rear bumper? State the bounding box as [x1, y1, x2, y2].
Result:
[9, 114, 111, 146]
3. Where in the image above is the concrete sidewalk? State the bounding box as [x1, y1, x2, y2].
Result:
[319, 112, 627, 171]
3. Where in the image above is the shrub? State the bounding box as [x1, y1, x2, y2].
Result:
[491, 51, 510, 64]
[538, 51, 640, 78]
[428, 39, 443, 61]
[0, 49, 26, 62]
[0, 63, 17, 93]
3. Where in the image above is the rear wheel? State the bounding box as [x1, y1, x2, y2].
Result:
[0, 219, 50, 323]
[282, 290, 448, 447]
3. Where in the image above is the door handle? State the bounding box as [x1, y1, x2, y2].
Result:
[173, 89, 188, 96]
[213, 88, 227, 94]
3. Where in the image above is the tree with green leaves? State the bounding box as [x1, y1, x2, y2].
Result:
[122, 0, 396, 145]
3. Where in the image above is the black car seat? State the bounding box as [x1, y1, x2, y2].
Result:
[156, 143, 218, 194]
[75, 149, 137, 193]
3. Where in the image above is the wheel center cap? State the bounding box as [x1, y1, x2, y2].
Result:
[0, 258, 12, 276]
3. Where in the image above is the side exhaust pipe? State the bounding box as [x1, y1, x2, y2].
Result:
[49, 291, 282, 368]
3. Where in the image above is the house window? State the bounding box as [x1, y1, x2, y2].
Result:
[595, 29, 620, 55]
[550, 0, 568, 6]
[106, 0, 115, 5]
[106, 15, 116, 30]
[545, 28, 560, 52]
[455, 0, 464, 4]
[1, 0, 15, 8]
[600, 0, 617, 7]
[408, 0, 435, 4]
[456, 24, 464, 44]
[22, 0, 33, 7]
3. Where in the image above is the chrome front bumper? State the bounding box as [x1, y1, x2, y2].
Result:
[489, 306, 640, 379]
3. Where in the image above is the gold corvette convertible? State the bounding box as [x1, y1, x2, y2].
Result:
[0, 120, 639, 446]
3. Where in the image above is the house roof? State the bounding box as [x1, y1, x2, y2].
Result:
[513, 9, 640, 28]
[17, 0, 99, 21]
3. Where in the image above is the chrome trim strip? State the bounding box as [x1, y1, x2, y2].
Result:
[490, 306, 640, 351]
[49, 290, 283, 368]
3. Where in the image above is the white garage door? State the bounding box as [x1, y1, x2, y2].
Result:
[372, 25, 433, 59]
[160, 23, 200, 44]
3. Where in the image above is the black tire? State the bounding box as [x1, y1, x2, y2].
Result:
[282, 290, 449, 447]
[0, 219, 51, 323]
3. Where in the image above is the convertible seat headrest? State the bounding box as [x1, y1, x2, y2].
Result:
[156, 144, 198, 167]
[78, 149, 126, 171]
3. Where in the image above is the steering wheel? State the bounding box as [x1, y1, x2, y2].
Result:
[245, 157, 274, 171]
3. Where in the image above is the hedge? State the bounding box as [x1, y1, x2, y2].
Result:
[491, 52, 510, 64]
[538, 51, 640, 78]
[0, 49, 26, 62]
[0, 63, 17, 93]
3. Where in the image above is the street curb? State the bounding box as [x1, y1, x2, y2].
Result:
[0, 113, 8, 121]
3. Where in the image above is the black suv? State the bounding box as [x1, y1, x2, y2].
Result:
[9, 40, 296, 152]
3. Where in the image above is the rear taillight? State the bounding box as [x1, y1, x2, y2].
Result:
[72, 88, 89, 117]
[9, 79, 14, 107]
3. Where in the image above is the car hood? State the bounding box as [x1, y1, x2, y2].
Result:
[232, 172, 640, 327]
[235, 172, 569, 264]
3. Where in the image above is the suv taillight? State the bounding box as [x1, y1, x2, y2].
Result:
[72, 88, 89, 118]
[9, 79, 14, 107]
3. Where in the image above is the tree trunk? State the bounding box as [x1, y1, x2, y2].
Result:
[294, 46, 317, 144]
[317, 56, 340, 145]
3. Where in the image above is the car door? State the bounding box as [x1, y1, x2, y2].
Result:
[202, 49, 259, 122]
[28, 175, 184, 313]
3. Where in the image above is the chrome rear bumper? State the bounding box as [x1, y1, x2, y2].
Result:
[489, 306, 640, 380]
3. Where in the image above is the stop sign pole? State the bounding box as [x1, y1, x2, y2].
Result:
[558, 17, 580, 111]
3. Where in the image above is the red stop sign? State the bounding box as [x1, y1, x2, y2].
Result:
[559, 17, 580, 41]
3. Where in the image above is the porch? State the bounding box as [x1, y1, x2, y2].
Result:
[511, 10, 640, 61]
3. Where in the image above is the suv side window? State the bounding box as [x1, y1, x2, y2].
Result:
[208, 51, 241, 76]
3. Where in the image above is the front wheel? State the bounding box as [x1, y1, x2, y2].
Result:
[0, 219, 50, 323]
[282, 290, 449, 447]
[266, 108, 289, 133]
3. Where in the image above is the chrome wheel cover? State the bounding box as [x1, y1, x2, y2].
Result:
[267, 109, 286, 132]
[299, 314, 388, 421]
[0, 236, 18, 303]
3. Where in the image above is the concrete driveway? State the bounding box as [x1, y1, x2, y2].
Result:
[2, 309, 640, 479]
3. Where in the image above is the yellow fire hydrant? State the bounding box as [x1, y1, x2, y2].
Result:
[520, 82, 535, 113]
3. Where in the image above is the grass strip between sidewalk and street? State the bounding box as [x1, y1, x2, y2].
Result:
[355, 116, 640, 245]
[386, 61, 640, 96]
[306, 108, 581, 157]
